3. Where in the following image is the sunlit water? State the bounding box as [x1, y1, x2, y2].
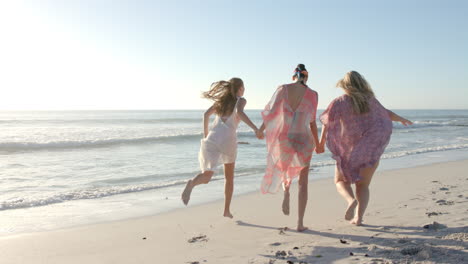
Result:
[0, 110, 467, 234]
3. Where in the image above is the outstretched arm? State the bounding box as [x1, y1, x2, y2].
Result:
[203, 105, 216, 138]
[387, 110, 413, 126]
[236, 98, 259, 133]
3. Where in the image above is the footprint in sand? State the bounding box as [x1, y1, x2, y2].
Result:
[398, 238, 410, 244]
[436, 199, 454, 206]
[278, 227, 288, 235]
[426, 212, 444, 217]
[187, 235, 208, 243]
[275, 250, 287, 258]
[401, 246, 421, 256]
[423, 221, 447, 230]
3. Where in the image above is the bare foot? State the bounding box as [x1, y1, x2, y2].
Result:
[282, 192, 290, 215]
[297, 225, 308, 232]
[223, 212, 234, 219]
[181, 180, 193, 205]
[350, 217, 363, 226]
[345, 199, 358, 220]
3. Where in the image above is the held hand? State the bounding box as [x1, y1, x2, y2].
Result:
[255, 130, 265, 140]
[315, 144, 325, 154]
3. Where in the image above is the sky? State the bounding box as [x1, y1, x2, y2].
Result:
[0, 0, 467, 110]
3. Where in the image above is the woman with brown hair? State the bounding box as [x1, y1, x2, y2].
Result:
[181, 78, 259, 218]
[317, 71, 412, 226]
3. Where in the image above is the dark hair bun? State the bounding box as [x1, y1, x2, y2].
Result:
[293, 63, 308, 80]
[297, 64, 307, 72]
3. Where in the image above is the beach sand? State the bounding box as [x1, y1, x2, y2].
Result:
[0, 160, 467, 264]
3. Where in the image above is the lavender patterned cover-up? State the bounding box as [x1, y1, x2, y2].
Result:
[261, 85, 318, 194]
[320, 95, 392, 183]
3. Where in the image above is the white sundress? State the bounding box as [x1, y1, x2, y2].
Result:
[199, 98, 242, 172]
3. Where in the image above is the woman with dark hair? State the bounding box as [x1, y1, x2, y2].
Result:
[257, 64, 320, 231]
[317, 71, 412, 226]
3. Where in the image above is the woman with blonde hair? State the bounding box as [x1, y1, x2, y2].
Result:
[316, 71, 412, 226]
[181, 78, 259, 218]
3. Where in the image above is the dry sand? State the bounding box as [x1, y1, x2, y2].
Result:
[0, 160, 467, 264]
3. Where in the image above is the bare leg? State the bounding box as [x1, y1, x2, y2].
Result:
[181, 170, 214, 205]
[282, 183, 290, 216]
[334, 166, 357, 221]
[223, 163, 235, 218]
[297, 166, 309, 232]
[352, 161, 379, 226]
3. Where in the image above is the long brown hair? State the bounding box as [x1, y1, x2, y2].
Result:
[337, 71, 374, 114]
[202, 78, 243, 116]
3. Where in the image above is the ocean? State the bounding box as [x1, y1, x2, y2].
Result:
[0, 109, 467, 235]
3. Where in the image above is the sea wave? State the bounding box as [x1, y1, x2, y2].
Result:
[0, 132, 257, 152]
[2, 143, 467, 211]
[0, 118, 202, 125]
[392, 120, 468, 129]
[0, 179, 191, 210]
[403, 114, 468, 119]
[0, 135, 200, 152]
[309, 144, 468, 168]
[381, 144, 468, 159]
[0, 172, 245, 211]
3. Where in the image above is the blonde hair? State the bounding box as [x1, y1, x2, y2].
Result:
[337, 71, 374, 114]
[202, 78, 243, 116]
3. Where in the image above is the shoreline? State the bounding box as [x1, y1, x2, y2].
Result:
[0, 160, 467, 263]
[1, 149, 467, 237]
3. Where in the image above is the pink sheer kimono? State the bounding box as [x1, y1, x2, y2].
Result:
[261, 85, 318, 194]
[320, 95, 392, 183]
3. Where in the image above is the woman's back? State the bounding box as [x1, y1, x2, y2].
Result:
[261, 84, 318, 193]
[286, 84, 308, 112]
[320, 94, 392, 182]
[259, 64, 321, 231]
[204, 98, 242, 154]
[325, 95, 391, 140]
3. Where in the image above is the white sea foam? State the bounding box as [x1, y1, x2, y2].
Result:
[0, 135, 201, 151]
[381, 144, 468, 159]
[0, 132, 258, 152]
[0, 174, 236, 211]
[0, 179, 186, 210]
[4, 143, 467, 211]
